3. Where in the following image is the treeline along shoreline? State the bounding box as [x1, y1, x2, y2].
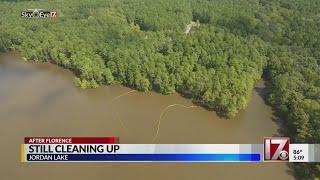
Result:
[0, 0, 319, 178]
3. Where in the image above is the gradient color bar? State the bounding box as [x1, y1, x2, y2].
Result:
[25, 137, 119, 144]
[26, 154, 260, 162]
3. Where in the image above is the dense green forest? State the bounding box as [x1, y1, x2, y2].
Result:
[0, 0, 319, 178]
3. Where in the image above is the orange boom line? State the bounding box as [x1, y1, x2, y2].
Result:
[109, 90, 136, 103]
[152, 104, 200, 143]
[109, 90, 136, 130]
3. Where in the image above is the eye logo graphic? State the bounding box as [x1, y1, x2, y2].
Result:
[21, 9, 57, 18]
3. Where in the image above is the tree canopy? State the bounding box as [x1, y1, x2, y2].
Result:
[0, 0, 319, 178]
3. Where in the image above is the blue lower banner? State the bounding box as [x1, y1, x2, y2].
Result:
[26, 154, 261, 162]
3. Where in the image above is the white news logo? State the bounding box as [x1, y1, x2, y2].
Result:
[264, 137, 290, 161]
[21, 9, 57, 18]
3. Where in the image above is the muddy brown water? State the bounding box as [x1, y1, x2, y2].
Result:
[0, 52, 293, 180]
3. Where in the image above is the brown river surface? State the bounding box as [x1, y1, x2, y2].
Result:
[0, 52, 294, 180]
